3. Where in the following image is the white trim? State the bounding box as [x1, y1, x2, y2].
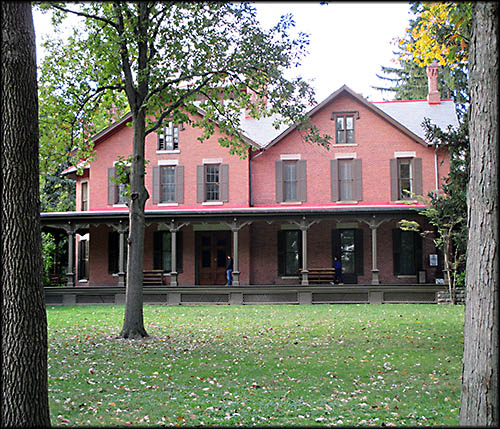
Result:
[280, 154, 301, 160]
[202, 201, 224, 206]
[203, 158, 223, 164]
[394, 151, 416, 158]
[158, 202, 179, 207]
[335, 201, 359, 205]
[280, 201, 303, 205]
[334, 143, 358, 148]
[113, 204, 127, 208]
[334, 153, 357, 159]
[281, 223, 299, 230]
[193, 224, 231, 231]
[156, 149, 181, 155]
[158, 159, 179, 166]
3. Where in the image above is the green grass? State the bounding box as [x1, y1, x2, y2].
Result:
[47, 304, 464, 426]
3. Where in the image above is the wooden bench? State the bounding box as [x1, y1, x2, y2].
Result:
[143, 270, 164, 286]
[299, 268, 335, 284]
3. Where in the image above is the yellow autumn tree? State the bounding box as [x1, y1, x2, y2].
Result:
[398, 2, 471, 68]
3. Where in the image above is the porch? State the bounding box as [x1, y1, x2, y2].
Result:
[45, 283, 447, 306]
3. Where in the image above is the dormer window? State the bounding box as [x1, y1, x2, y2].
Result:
[158, 122, 179, 151]
[332, 111, 358, 144]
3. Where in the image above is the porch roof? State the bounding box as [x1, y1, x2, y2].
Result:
[41, 202, 426, 226]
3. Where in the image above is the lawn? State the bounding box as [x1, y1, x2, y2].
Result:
[47, 304, 464, 426]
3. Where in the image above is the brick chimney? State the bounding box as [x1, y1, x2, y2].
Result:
[426, 61, 441, 104]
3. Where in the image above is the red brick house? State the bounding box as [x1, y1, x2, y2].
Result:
[42, 63, 458, 294]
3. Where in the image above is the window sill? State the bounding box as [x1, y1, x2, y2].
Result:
[334, 143, 358, 147]
[158, 202, 179, 207]
[113, 204, 127, 208]
[336, 201, 359, 204]
[280, 201, 303, 205]
[280, 276, 299, 280]
[78, 279, 88, 283]
[393, 200, 418, 204]
[397, 275, 417, 279]
[156, 150, 180, 154]
[202, 201, 224, 206]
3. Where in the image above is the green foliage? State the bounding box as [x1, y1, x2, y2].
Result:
[36, 2, 330, 165]
[42, 232, 57, 285]
[46, 304, 464, 426]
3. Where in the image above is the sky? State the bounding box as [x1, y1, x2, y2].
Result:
[33, 2, 414, 103]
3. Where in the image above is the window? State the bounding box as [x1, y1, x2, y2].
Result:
[338, 159, 353, 201]
[278, 230, 302, 276]
[108, 167, 129, 205]
[81, 182, 88, 211]
[336, 115, 355, 143]
[390, 157, 422, 201]
[398, 158, 412, 199]
[160, 166, 176, 203]
[78, 239, 89, 280]
[275, 160, 306, 203]
[108, 231, 127, 274]
[205, 164, 220, 201]
[197, 164, 229, 203]
[153, 231, 183, 272]
[331, 159, 362, 202]
[153, 165, 184, 205]
[283, 161, 298, 201]
[158, 122, 179, 151]
[392, 228, 422, 275]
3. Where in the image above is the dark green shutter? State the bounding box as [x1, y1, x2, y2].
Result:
[176, 231, 183, 272]
[108, 231, 118, 273]
[331, 160, 339, 201]
[175, 165, 184, 203]
[275, 160, 283, 203]
[355, 228, 364, 275]
[108, 168, 117, 205]
[298, 160, 307, 202]
[392, 228, 401, 275]
[390, 159, 398, 201]
[414, 231, 423, 271]
[353, 159, 363, 201]
[152, 166, 160, 204]
[412, 157, 423, 196]
[153, 231, 162, 270]
[221, 164, 229, 202]
[196, 165, 204, 203]
[331, 229, 341, 263]
[277, 230, 285, 276]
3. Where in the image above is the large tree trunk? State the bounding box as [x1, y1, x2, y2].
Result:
[460, 2, 498, 426]
[1, 2, 51, 426]
[119, 110, 149, 339]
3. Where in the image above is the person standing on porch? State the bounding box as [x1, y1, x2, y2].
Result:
[332, 256, 344, 285]
[225, 255, 233, 286]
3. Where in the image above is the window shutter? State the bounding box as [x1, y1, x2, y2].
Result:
[176, 231, 183, 272]
[331, 229, 341, 262]
[175, 165, 184, 204]
[390, 159, 398, 201]
[275, 160, 283, 203]
[277, 230, 285, 276]
[108, 168, 117, 205]
[221, 164, 229, 202]
[392, 228, 401, 275]
[414, 231, 423, 271]
[354, 228, 364, 275]
[353, 159, 363, 201]
[331, 160, 339, 201]
[412, 157, 423, 196]
[153, 231, 162, 270]
[152, 166, 160, 204]
[196, 165, 204, 203]
[108, 231, 119, 273]
[298, 160, 307, 202]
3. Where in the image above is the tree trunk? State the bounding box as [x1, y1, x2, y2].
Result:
[460, 2, 498, 426]
[119, 110, 149, 339]
[1, 2, 51, 426]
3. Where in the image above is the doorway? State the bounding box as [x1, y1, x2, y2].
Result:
[332, 228, 364, 284]
[196, 231, 231, 285]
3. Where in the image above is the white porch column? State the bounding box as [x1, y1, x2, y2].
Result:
[225, 218, 252, 286]
[66, 228, 75, 287]
[370, 224, 380, 285]
[167, 220, 189, 286]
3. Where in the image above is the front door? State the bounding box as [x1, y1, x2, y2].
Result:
[332, 228, 364, 284]
[197, 231, 231, 285]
